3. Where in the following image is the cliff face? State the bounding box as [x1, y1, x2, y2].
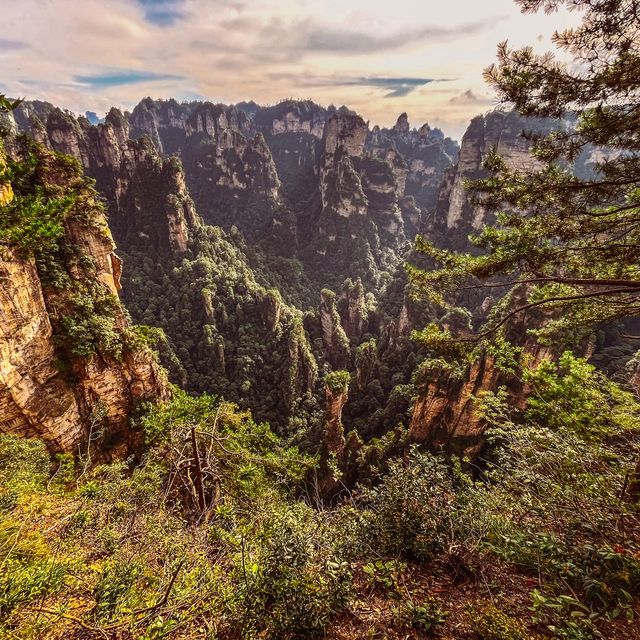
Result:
[253, 100, 327, 139]
[129, 97, 202, 155]
[112, 138, 199, 254]
[181, 105, 295, 252]
[4, 101, 322, 434]
[367, 113, 459, 238]
[0, 145, 167, 452]
[4, 99, 462, 285]
[429, 110, 547, 249]
[407, 289, 559, 459]
[305, 113, 408, 290]
[6, 106, 199, 256]
[112, 99, 459, 291]
[408, 354, 501, 459]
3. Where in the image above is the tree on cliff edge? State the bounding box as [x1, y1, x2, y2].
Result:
[410, 0, 640, 343]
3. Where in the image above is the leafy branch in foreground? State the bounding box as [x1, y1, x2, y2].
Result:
[0, 94, 22, 114]
[410, 0, 640, 343]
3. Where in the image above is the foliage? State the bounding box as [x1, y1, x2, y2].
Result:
[239, 505, 352, 638]
[410, 0, 640, 341]
[0, 397, 338, 639]
[0, 143, 73, 252]
[470, 604, 531, 640]
[1, 345, 640, 637]
[0, 95, 22, 114]
[325, 370, 351, 395]
[120, 223, 322, 435]
[353, 451, 457, 561]
[395, 596, 449, 634]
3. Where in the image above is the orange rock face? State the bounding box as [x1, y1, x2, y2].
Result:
[0, 146, 168, 452]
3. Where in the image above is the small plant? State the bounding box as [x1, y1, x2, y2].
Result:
[530, 591, 601, 640]
[356, 451, 456, 561]
[470, 604, 530, 640]
[94, 558, 142, 621]
[77, 480, 101, 498]
[362, 559, 406, 593]
[394, 596, 449, 634]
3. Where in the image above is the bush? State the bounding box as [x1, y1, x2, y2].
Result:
[238, 505, 352, 639]
[470, 604, 531, 640]
[0, 435, 49, 503]
[355, 451, 456, 561]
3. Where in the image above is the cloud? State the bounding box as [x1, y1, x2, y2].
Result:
[0, 0, 576, 140]
[74, 69, 183, 88]
[0, 38, 29, 51]
[136, 0, 185, 26]
[336, 76, 453, 98]
[298, 19, 503, 54]
[267, 74, 454, 98]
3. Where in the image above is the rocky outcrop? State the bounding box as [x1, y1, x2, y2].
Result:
[185, 102, 252, 145]
[366, 113, 459, 239]
[408, 354, 501, 459]
[407, 287, 560, 459]
[7, 99, 460, 294]
[7, 106, 199, 255]
[323, 372, 350, 455]
[319, 289, 351, 369]
[431, 110, 546, 248]
[0, 145, 167, 452]
[259, 289, 283, 332]
[253, 100, 326, 139]
[182, 120, 293, 250]
[337, 279, 368, 341]
[112, 140, 199, 253]
[129, 97, 193, 155]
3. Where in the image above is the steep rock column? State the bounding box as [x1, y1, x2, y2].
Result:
[0, 144, 168, 452]
[0, 247, 84, 450]
[322, 370, 350, 455]
[319, 289, 351, 369]
[337, 278, 368, 341]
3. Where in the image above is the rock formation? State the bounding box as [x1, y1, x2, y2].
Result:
[407, 287, 560, 459]
[0, 144, 167, 452]
[429, 110, 548, 249]
[322, 371, 350, 455]
[319, 289, 351, 369]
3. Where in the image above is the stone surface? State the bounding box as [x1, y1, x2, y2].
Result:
[0, 146, 168, 452]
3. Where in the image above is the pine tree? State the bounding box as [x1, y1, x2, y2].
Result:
[411, 0, 640, 343]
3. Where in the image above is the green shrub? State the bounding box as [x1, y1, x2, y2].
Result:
[355, 451, 456, 561]
[239, 505, 352, 638]
[0, 558, 66, 617]
[362, 559, 406, 593]
[325, 370, 351, 395]
[469, 604, 531, 640]
[95, 557, 143, 621]
[399, 597, 449, 634]
[0, 435, 49, 499]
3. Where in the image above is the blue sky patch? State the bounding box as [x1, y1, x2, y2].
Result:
[136, 0, 185, 26]
[335, 77, 451, 98]
[75, 69, 182, 88]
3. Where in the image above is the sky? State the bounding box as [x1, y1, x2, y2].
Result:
[0, 0, 579, 139]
